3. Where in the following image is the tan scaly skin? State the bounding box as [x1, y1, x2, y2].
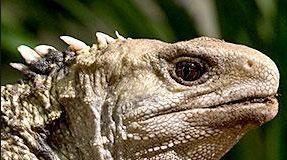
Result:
[1, 32, 279, 160]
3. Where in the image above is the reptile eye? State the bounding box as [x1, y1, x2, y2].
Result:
[171, 58, 207, 84]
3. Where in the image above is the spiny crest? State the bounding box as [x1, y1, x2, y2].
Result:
[9, 31, 127, 77]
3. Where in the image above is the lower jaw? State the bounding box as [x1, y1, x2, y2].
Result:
[126, 97, 278, 153]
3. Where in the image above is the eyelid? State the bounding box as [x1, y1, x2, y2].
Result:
[161, 50, 217, 67]
[171, 56, 205, 64]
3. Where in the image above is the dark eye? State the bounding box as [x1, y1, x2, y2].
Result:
[171, 58, 207, 84]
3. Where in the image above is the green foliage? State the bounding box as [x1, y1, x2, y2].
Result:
[1, 0, 286, 159]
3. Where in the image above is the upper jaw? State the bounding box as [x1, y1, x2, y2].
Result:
[140, 95, 279, 126]
[123, 88, 279, 123]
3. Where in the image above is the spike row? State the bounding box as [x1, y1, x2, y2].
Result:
[15, 45, 58, 64]
[11, 35, 88, 72]
[11, 32, 126, 72]
[10, 45, 56, 73]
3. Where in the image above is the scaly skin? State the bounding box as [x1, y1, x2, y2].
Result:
[1, 33, 279, 160]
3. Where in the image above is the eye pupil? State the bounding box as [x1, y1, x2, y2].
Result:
[175, 60, 204, 81]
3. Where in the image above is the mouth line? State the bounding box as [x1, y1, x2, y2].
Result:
[209, 95, 277, 109]
[139, 95, 278, 121]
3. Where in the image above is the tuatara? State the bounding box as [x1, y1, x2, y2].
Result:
[1, 32, 279, 160]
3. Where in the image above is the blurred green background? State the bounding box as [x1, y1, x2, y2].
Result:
[1, 0, 286, 159]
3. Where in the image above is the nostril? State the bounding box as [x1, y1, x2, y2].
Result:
[243, 59, 254, 71]
[247, 60, 254, 68]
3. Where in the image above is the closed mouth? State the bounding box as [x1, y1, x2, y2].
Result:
[137, 95, 278, 122]
[124, 92, 279, 124]
[210, 95, 277, 109]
